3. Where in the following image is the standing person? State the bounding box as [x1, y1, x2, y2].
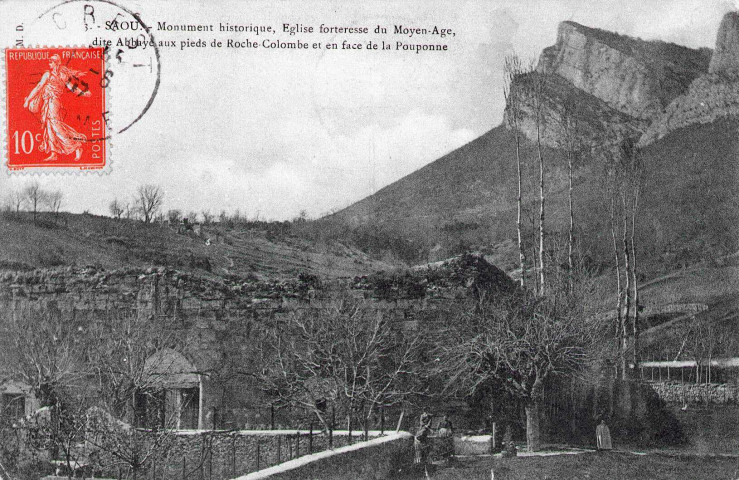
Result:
[24, 54, 91, 162]
[596, 419, 613, 451]
[437, 415, 453, 437]
[437, 415, 454, 462]
[414, 412, 432, 466]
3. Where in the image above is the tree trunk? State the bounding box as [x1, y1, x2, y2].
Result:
[622, 194, 631, 380]
[504, 55, 526, 289]
[631, 183, 640, 369]
[610, 197, 624, 380]
[568, 147, 574, 294]
[525, 401, 541, 452]
[516, 130, 526, 289]
[531, 213, 539, 295]
[533, 75, 546, 296]
[537, 128, 546, 296]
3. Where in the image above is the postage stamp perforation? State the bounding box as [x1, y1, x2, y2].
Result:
[3, 44, 112, 175]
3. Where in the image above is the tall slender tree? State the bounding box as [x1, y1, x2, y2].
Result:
[609, 194, 625, 379]
[503, 54, 527, 288]
[558, 96, 580, 293]
[530, 72, 548, 294]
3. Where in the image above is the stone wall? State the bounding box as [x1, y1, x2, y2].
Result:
[0, 254, 514, 429]
[234, 432, 413, 480]
[649, 381, 739, 405]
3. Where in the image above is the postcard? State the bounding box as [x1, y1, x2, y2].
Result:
[0, 1, 737, 479]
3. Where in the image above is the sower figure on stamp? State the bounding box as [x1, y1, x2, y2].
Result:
[24, 54, 91, 162]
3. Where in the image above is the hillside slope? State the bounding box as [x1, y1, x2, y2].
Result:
[326, 118, 739, 281]
[0, 212, 396, 280]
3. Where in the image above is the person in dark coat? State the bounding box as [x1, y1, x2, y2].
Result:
[414, 412, 432, 465]
[596, 419, 613, 451]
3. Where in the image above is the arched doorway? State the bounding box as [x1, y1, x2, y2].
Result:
[137, 349, 201, 430]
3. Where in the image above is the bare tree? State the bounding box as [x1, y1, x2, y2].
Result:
[557, 95, 581, 293]
[185, 211, 199, 224]
[606, 137, 642, 379]
[135, 185, 164, 224]
[8, 189, 24, 213]
[201, 210, 214, 225]
[23, 181, 46, 224]
[620, 140, 643, 370]
[0, 305, 85, 409]
[45, 190, 64, 217]
[503, 54, 528, 288]
[259, 297, 423, 435]
[433, 287, 595, 452]
[529, 72, 549, 295]
[166, 209, 182, 224]
[109, 199, 125, 219]
[609, 193, 626, 379]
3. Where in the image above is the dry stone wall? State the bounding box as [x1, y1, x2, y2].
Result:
[0, 255, 514, 429]
[649, 381, 739, 405]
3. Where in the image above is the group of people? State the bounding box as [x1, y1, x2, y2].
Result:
[413, 412, 613, 469]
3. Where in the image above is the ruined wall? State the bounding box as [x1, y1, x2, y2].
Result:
[0, 255, 513, 429]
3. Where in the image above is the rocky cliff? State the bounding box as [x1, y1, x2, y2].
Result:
[639, 72, 739, 145]
[504, 72, 647, 149]
[709, 12, 739, 74]
[507, 20, 712, 148]
[537, 21, 711, 120]
[641, 11, 739, 145]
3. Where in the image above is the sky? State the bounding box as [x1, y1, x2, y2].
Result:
[0, 0, 734, 220]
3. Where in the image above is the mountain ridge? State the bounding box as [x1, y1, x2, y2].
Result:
[325, 14, 739, 283]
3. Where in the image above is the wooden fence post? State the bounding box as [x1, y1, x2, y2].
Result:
[309, 421, 314, 454]
[492, 422, 497, 451]
[232, 436, 237, 476]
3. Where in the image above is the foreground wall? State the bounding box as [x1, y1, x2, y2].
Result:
[0, 256, 512, 429]
[650, 381, 739, 405]
[235, 432, 413, 480]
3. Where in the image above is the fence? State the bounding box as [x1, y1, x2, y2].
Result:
[150, 429, 389, 480]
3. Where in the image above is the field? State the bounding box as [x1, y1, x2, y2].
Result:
[417, 451, 739, 480]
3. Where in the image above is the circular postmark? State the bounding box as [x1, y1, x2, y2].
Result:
[25, 0, 161, 137]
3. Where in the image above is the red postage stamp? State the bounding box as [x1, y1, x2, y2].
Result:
[4, 47, 107, 171]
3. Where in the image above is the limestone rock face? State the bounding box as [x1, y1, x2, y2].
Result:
[709, 12, 739, 74]
[639, 73, 739, 145]
[504, 72, 647, 149]
[538, 21, 711, 120]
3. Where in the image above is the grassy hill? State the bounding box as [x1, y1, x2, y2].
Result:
[324, 118, 739, 283]
[0, 211, 396, 280]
